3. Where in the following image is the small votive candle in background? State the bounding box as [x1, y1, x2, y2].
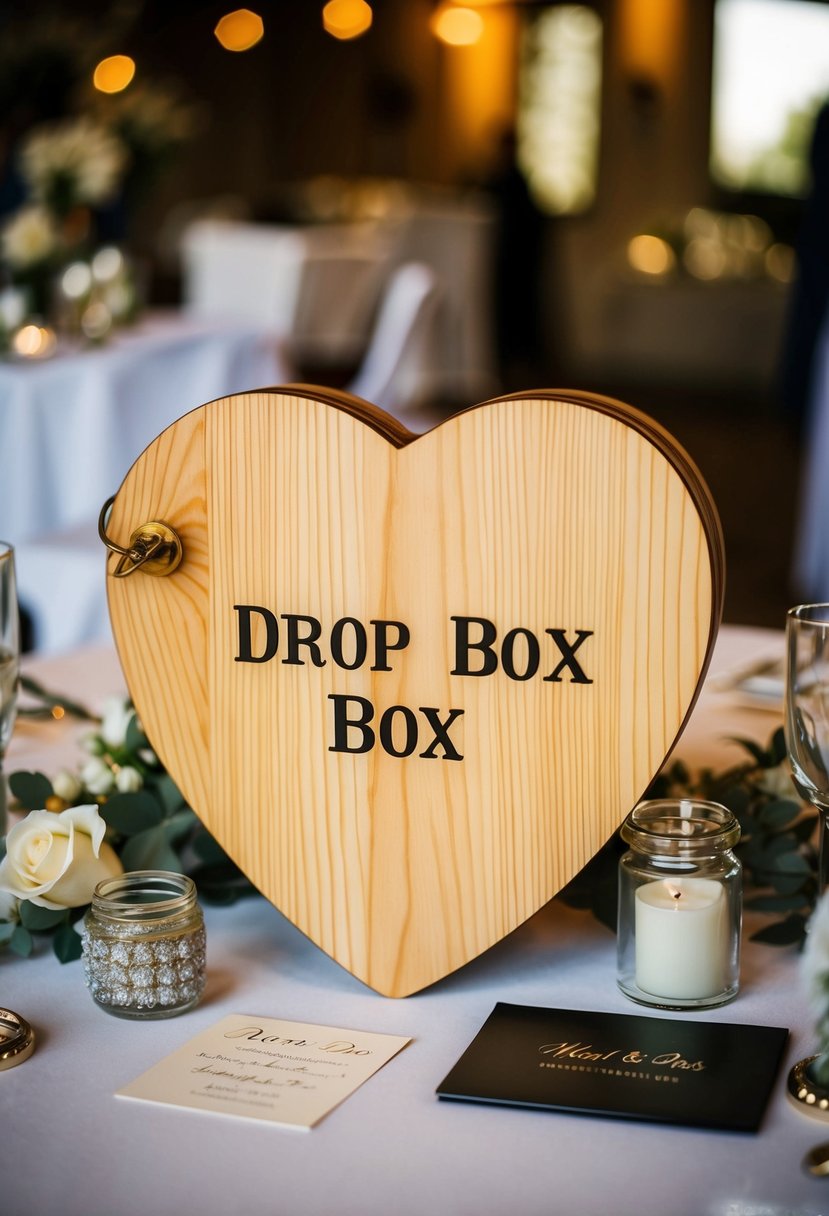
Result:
[83, 871, 206, 1019]
[617, 799, 741, 1009]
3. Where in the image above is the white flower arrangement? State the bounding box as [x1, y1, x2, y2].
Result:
[1, 204, 58, 269]
[1, 695, 251, 962]
[21, 116, 127, 212]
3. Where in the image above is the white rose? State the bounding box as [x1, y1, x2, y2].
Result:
[0, 804, 122, 909]
[115, 766, 143, 793]
[100, 696, 133, 750]
[52, 769, 83, 802]
[80, 756, 114, 796]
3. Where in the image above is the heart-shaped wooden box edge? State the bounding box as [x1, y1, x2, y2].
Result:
[105, 385, 725, 996]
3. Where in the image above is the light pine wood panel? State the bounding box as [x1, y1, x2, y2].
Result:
[107, 389, 723, 996]
[107, 407, 210, 814]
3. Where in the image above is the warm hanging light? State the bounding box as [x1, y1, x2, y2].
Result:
[322, 0, 373, 41]
[627, 235, 675, 277]
[93, 55, 136, 94]
[214, 9, 265, 52]
[431, 4, 484, 46]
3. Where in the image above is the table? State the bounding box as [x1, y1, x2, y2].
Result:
[0, 311, 288, 546]
[1, 311, 289, 653]
[3, 626, 827, 1216]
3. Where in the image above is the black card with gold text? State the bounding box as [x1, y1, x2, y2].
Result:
[437, 1003, 788, 1132]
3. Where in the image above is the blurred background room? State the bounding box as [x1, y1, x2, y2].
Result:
[0, 0, 828, 649]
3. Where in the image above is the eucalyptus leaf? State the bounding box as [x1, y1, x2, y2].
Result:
[162, 808, 197, 844]
[0, 837, 5, 861]
[729, 737, 771, 766]
[19, 902, 68, 931]
[745, 892, 811, 913]
[770, 727, 787, 765]
[9, 925, 33, 957]
[766, 870, 811, 896]
[120, 825, 182, 873]
[758, 799, 801, 831]
[759, 832, 801, 860]
[750, 913, 808, 946]
[155, 773, 186, 815]
[125, 712, 148, 753]
[0, 921, 16, 944]
[19, 674, 96, 722]
[101, 791, 164, 835]
[719, 785, 752, 816]
[9, 770, 54, 809]
[53, 922, 83, 963]
[774, 852, 812, 875]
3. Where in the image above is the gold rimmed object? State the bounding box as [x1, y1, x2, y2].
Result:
[98, 496, 182, 578]
[0, 1008, 35, 1070]
[787, 1055, 829, 1120]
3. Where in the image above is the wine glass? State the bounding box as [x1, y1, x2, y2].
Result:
[786, 604, 829, 893]
[0, 541, 20, 834]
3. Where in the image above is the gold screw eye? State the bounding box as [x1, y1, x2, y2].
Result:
[98, 497, 183, 578]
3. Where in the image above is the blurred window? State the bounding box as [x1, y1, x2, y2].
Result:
[711, 0, 829, 196]
[517, 5, 602, 215]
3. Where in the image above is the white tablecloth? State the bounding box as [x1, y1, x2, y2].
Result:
[1, 312, 289, 653]
[0, 311, 288, 546]
[4, 626, 827, 1216]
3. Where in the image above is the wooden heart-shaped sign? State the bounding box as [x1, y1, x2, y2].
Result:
[106, 388, 723, 996]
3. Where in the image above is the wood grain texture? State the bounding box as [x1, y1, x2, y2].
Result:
[107, 389, 723, 996]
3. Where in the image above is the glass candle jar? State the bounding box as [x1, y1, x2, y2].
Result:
[617, 799, 741, 1010]
[82, 871, 206, 1019]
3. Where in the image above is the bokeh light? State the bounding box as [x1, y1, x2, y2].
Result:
[61, 262, 93, 301]
[431, 5, 485, 46]
[93, 55, 136, 94]
[12, 325, 56, 359]
[214, 9, 265, 52]
[322, 0, 373, 41]
[627, 234, 675, 277]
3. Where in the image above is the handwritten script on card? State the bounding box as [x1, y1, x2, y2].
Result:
[117, 1014, 411, 1129]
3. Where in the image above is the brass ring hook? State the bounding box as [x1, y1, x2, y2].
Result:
[98, 496, 183, 578]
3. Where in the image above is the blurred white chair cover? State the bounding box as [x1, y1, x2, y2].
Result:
[181, 221, 306, 333]
[393, 193, 498, 402]
[181, 219, 394, 366]
[289, 250, 391, 366]
[349, 262, 441, 430]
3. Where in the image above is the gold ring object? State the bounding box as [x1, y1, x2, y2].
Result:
[0, 1008, 35, 1070]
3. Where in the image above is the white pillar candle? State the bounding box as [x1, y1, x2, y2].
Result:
[634, 877, 728, 1000]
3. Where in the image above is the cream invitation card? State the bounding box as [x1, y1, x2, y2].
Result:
[117, 1014, 411, 1129]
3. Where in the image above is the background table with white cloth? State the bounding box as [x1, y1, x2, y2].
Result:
[4, 625, 829, 1216]
[1, 312, 289, 652]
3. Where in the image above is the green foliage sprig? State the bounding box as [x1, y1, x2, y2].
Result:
[560, 726, 816, 946]
[0, 698, 254, 963]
